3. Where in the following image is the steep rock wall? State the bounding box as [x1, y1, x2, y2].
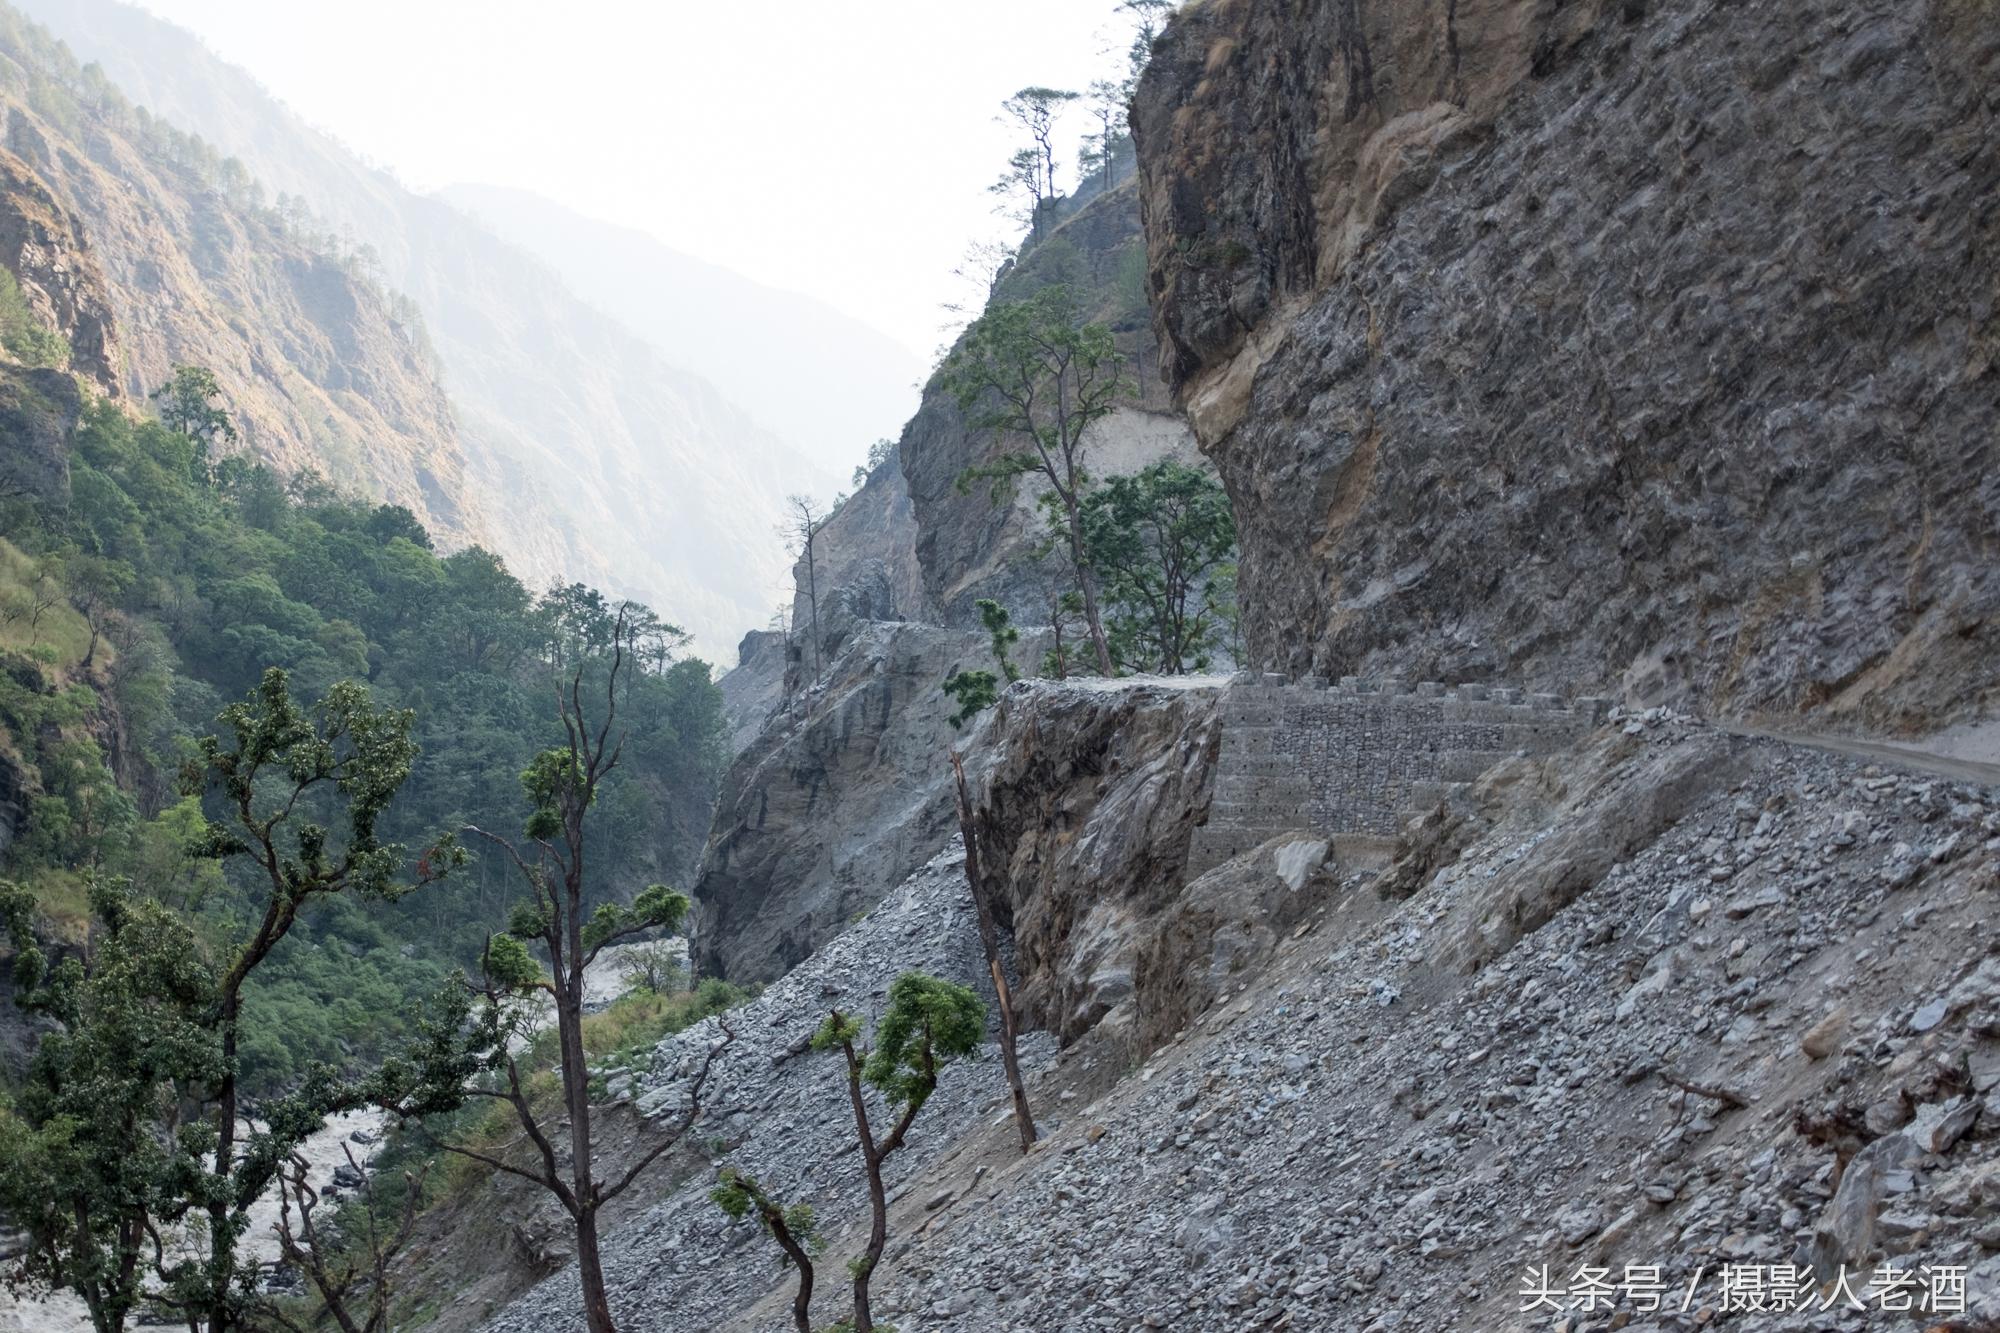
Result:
[965, 677, 1225, 1041]
[786, 451, 926, 679]
[1133, 0, 2000, 733]
[693, 620, 1046, 982]
[901, 181, 1202, 629]
[0, 88, 485, 547]
[0, 147, 116, 390]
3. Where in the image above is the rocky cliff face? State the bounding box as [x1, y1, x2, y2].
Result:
[901, 182, 1205, 629]
[0, 86, 484, 548]
[693, 619, 1047, 983]
[787, 451, 926, 674]
[965, 676, 1225, 1042]
[0, 147, 116, 391]
[1133, 0, 1999, 735]
[15, 0, 841, 655]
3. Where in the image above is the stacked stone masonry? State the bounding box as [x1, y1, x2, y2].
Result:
[1188, 676, 1605, 875]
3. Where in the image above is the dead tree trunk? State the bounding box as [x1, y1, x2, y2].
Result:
[949, 748, 1037, 1152]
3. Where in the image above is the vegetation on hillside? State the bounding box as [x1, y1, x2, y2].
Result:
[0, 344, 731, 1329]
[0, 369, 726, 1094]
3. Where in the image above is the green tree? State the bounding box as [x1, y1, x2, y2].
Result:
[148, 365, 237, 480]
[940, 668, 999, 729]
[943, 285, 1130, 675]
[0, 876, 221, 1333]
[976, 597, 1021, 683]
[160, 668, 461, 1331]
[709, 1168, 820, 1333]
[813, 973, 985, 1333]
[1080, 460, 1237, 673]
[989, 146, 1048, 240]
[998, 87, 1078, 241]
[420, 608, 731, 1333]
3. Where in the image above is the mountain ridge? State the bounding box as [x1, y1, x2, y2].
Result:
[439, 182, 923, 473]
[12, 0, 841, 655]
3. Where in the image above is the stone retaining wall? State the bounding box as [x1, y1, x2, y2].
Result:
[1189, 675, 1605, 874]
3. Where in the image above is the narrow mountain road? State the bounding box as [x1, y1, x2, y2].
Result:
[1719, 720, 2000, 788]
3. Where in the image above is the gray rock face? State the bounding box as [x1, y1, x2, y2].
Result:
[786, 451, 926, 677]
[0, 364, 78, 502]
[0, 148, 118, 392]
[692, 619, 1043, 983]
[1133, 0, 2000, 733]
[864, 729, 2000, 1333]
[715, 629, 786, 757]
[966, 675, 1226, 1041]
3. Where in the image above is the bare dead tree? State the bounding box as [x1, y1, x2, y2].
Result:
[782, 495, 827, 681]
[262, 1146, 429, 1333]
[949, 749, 1037, 1153]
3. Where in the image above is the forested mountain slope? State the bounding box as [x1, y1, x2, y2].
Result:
[13, 0, 841, 654]
[0, 5, 484, 549]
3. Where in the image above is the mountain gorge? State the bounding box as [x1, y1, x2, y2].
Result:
[0, 6, 482, 546]
[489, 0, 2000, 1328]
[0, 0, 1997, 1330]
[12, 0, 872, 654]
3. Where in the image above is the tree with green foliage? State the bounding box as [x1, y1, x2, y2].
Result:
[989, 146, 1048, 241]
[617, 936, 686, 994]
[975, 597, 1021, 683]
[943, 285, 1129, 676]
[148, 365, 237, 479]
[852, 437, 896, 490]
[813, 973, 985, 1333]
[158, 667, 462, 1331]
[1081, 459, 1237, 673]
[710, 1167, 820, 1333]
[1119, 0, 1174, 87]
[940, 667, 999, 729]
[998, 86, 1079, 242]
[0, 876, 221, 1333]
[426, 607, 731, 1333]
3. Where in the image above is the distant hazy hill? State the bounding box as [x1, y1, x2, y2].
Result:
[443, 184, 922, 471]
[13, 0, 841, 655]
[0, 4, 488, 550]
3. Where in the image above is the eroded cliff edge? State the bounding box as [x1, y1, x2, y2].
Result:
[1133, 0, 1999, 733]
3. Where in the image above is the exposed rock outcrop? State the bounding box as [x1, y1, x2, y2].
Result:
[966, 676, 1225, 1041]
[1133, 0, 2000, 734]
[785, 451, 925, 678]
[0, 147, 117, 390]
[0, 79, 486, 550]
[715, 628, 787, 757]
[866, 723, 2000, 1331]
[693, 620, 1045, 983]
[901, 182, 1203, 629]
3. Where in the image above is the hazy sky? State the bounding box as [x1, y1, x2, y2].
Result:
[130, 0, 1147, 360]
